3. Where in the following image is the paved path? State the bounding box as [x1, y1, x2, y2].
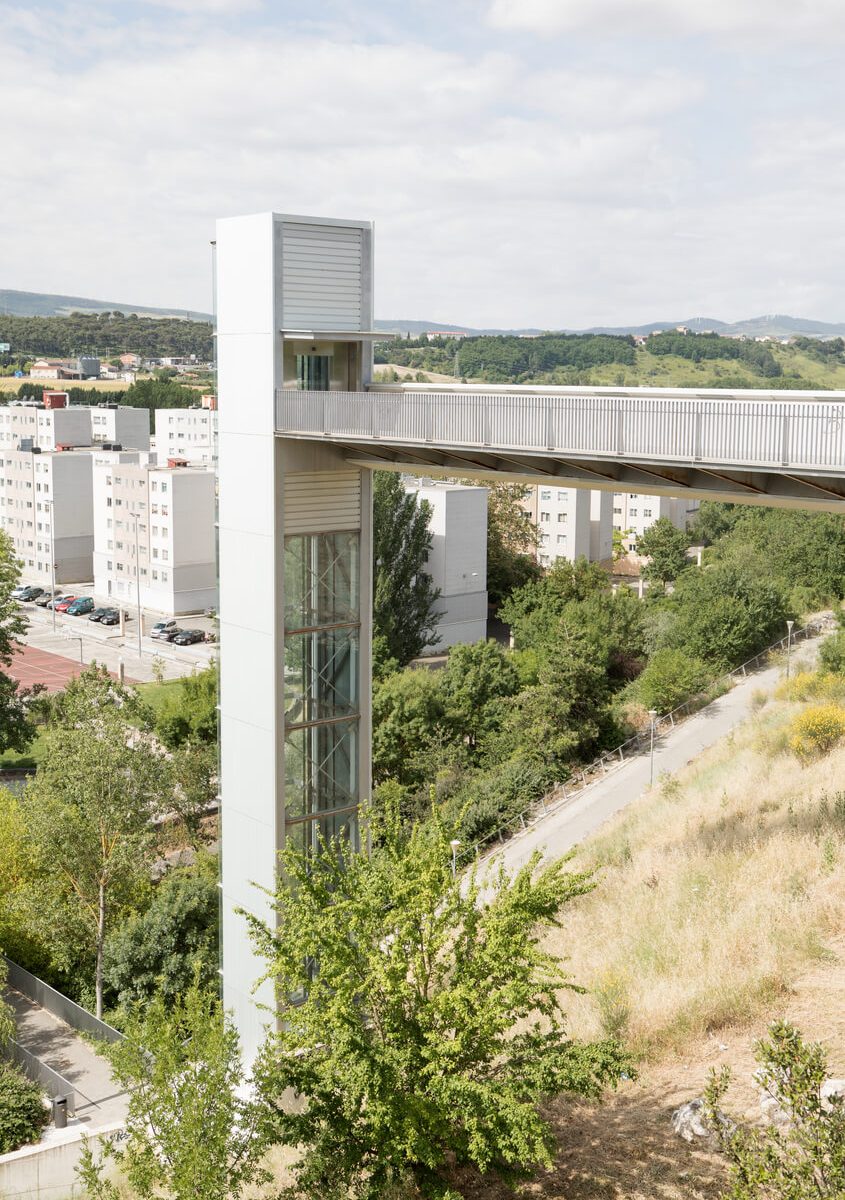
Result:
[5, 988, 126, 1130]
[488, 633, 825, 877]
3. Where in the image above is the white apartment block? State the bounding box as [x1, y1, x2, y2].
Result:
[92, 459, 216, 616]
[528, 483, 595, 567]
[403, 480, 488, 650]
[153, 407, 217, 464]
[89, 404, 150, 450]
[0, 403, 92, 452]
[0, 448, 94, 584]
[613, 492, 700, 552]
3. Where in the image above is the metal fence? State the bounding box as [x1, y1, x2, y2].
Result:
[3, 957, 124, 1045]
[466, 614, 834, 861]
[1, 1038, 77, 1113]
[276, 388, 845, 474]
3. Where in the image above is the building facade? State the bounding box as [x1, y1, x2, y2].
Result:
[0, 448, 95, 584]
[153, 407, 217, 464]
[403, 480, 488, 650]
[89, 404, 150, 450]
[92, 458, 216, 615]
[613, 492, 700, 553]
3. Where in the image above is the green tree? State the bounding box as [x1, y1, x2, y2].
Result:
[819, 631, 845, 675]
[373, 473, 441, 664]
[440, 639, 520, 755]
[22, 665, 170, 1016]
[155, 662, 218, 748]
[500, 557, 609, 651]
[0, 529, 40, 754]
[704, 1022, 845, 1199]
[78, 982, 279, 1200]
[482, 482, 541, 606]
[636, 516, 691, 584]
[103, 856, 219, 1011]
[372, 667, 448, 788]
[625, 647, 710, 713]
[246, 804, 630, 1200]
[170, 740, 218, 846]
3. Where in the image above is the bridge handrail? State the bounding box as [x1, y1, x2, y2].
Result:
[276, 388, 845, 473]
[466, 614, 834, 863]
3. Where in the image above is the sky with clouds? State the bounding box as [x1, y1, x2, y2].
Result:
[2, 0, 844, 327]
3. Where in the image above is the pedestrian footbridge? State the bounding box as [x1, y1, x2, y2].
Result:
[275, 384, 845, 510]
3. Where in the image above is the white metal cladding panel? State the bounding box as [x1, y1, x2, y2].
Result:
[281, 224, 363, 331]
[284, 471, 361, 534]
[275, 390, 845, 471]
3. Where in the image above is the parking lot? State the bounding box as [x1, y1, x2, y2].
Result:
[15, 590, 216, 683]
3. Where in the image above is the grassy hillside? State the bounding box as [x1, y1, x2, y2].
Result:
[576, 344, 845, 390]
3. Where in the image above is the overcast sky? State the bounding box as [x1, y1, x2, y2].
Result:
[3, 0, 844, 327]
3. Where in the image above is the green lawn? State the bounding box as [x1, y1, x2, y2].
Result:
[135, 677, 188, 715]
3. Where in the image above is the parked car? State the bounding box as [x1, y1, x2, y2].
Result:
[17, 586, 44, 602]
[48, 594, 75, 611]
[12, 584, 38, 600]
[67, 597, 94, 616]
[172, 629, 205, 646]
[151, 620, 179, 641]
[99, 608, 121, 626]
[88, 607, 111, 622]
[34, 590, 57, 607]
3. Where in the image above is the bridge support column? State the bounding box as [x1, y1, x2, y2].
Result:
[216, 212, 373, 1061]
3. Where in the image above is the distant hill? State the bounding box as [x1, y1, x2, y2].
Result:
[379, 315, 845, 339]
[0, 288, 211, 322]
[4, 289, 845, 341]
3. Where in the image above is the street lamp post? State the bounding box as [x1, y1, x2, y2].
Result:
[786, 619, 795, 679]
[130, 511, 142, 658]
[449, 838, 461, 878]
[648, 709, 658, 788]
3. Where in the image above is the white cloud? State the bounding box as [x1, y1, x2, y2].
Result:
[488, 0, 845, 41]
[0, 9, 843, 327]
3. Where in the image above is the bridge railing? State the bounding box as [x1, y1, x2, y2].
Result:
[276, 389, 845, 472]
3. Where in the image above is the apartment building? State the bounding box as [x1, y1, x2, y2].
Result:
[92, 458, 216, 615]
[89, 404, 150, 450]
[612, 492, 700, 552]
[0, 448, 95, 584]
[0, 402, 92, 451]
[403, 480, 488, 649]
[527, 483, 595, 567]
[153, 407, 217, 464]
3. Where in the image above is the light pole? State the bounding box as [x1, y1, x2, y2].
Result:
[786, 619, 795, 679]
[130, 511, 142, 658]
[648, 709, 658, 788]
[45, 499, 57, 634]
[449, 838, 461, 878]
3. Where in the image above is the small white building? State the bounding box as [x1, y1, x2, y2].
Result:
[0, 448, 95, 584]
[403, 480, 488, 650]
[528, 483, 595, 567]
[0, 402, 92, 451]
[86, 404, 150, 450]
[613, 492, 700, 553]
[92, 458, 216, 616]
[154, 407, 217, 464]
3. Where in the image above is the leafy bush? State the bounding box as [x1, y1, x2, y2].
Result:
[625, 647, 710, 714]
[103, 857, 219, 1012]
[0, 1065, 48, 1153]
[705, 1022, 845, 1199]
[788, 704, 845, 763]
[439, 757, 554, 846]
[819, 631, 845, 675]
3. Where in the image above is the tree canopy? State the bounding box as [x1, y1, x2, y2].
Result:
[373, 472, 441, 664]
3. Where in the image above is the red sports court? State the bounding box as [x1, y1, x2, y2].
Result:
[8, 643, 129, 693]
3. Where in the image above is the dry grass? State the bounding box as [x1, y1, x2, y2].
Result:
[549, 695, 845, 1059]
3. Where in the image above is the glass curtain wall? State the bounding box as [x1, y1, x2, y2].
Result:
[283, 531, 361, 854]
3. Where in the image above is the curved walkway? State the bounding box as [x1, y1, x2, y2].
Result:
[489, 633, 826, 877]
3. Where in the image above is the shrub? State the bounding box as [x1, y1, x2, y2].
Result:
[788, 704, 845, 763]
[775, 670, 824, 702]
[819, 630, 845, 675]
[0, 1065, 48, 1153]
[625, 647, 711, 714]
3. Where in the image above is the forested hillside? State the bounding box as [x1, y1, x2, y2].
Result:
[0, 311, 213, 360]
[376, 330, 845, 389]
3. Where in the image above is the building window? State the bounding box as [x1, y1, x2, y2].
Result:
[540, 511, 550, 522]
[296, 354, 332, 391]
[629, 508, 638, 517]
[557, 534, 567, 545]
[557, 512, 567, 523]
[283, 531, 361, 854]
[556, 490, 568, 500]
[539, 489, 551, 500]
[643, 508, 652, 517]
[613, 507, 622, 514]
